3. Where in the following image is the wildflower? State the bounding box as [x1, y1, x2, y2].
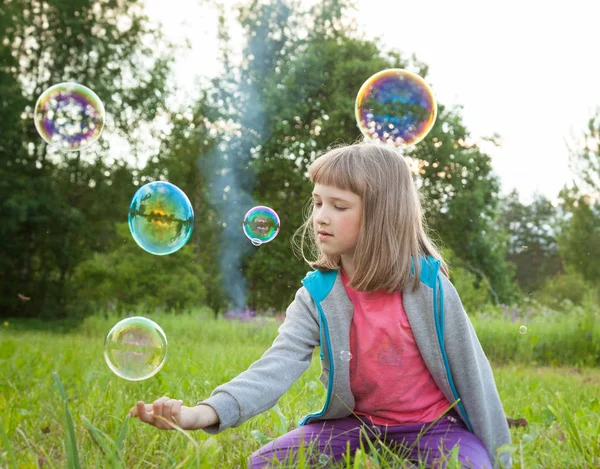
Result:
[3, 321, 8, 327]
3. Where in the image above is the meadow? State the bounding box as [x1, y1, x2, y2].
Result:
[1, 309, 599, 468]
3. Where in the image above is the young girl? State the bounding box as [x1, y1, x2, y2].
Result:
[130, 143, 512, 468]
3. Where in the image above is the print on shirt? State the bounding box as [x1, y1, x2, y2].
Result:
[377, 342, 404, 368]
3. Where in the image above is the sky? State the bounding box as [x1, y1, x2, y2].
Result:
[144, 0, 600, 203]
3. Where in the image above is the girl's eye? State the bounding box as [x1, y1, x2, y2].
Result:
[335, 206, 347, 211]
[313, 202, 322, 207]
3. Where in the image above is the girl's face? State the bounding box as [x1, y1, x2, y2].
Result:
[312, 183, 362, 259]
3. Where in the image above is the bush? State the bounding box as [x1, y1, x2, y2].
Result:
[443, 249, 494, 313]
[533, 267, 596, 308]
[71, 223, 207, 315]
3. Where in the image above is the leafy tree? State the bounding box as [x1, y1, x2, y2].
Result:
[557, 193, 600, 284]
[496, 190, 563, 294]
[211, 0, 517, 310]
[0, 0, 173, 318]
[140, 88, 230, 315]
[559, 114, 600, 286]
[569, 114, 600, 193]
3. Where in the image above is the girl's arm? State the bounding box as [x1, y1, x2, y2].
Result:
[198, 286, 321, 434]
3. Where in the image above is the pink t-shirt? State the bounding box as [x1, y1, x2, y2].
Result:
[341, 269, 452, 425]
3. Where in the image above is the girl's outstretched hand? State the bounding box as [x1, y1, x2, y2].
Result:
[128, 397, 219, 430]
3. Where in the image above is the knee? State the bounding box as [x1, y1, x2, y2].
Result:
[248, 450, 270, 469]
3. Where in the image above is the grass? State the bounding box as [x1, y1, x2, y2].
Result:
[0, 310, 599, 468]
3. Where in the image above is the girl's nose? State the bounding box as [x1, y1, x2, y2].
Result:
[315, 212, 330, 225]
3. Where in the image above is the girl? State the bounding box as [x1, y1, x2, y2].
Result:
[130, 143, 512, 468]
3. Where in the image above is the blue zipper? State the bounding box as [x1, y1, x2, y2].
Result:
[298, 301, 334, 426]
[434, 274, 474, 432]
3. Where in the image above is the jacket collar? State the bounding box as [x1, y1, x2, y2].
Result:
[302, 256, 441, 299]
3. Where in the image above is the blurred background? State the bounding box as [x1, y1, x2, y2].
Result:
[1, 0, 598, 323]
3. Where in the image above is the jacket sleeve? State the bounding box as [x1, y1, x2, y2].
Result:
[440, 275, 512, 469]
[197, 286, 321, 434]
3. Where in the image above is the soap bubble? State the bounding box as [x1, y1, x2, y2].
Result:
[242, 206, 280, 245]
[318, 454, 330, 465]
[128, 181, 194, 255]
[355, 69, 436, 147]
[104, 316, 168, 381]
[339, 350, 352, 362]
[34, 82, 105, 151]
[519, 325, 527, 334]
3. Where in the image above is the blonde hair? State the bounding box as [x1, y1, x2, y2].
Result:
[292, 142, 448, 292]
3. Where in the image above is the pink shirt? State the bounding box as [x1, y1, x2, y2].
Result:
[341, 269, 451, 425]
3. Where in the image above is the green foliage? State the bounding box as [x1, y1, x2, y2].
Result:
[71, 224, 207, 315]
[1, 0, 592, 320]
[210, 0, 518, 310]
[0, 0, 173, 319]
[474, 311, 599, 368]
[443, 249, 491, 313]
[533, 267, 596, 308]
[140, 94, 230, 315]
[557, 196, 600, 284]
[569, 113, 600, 192]
[496, 190, 564, 294]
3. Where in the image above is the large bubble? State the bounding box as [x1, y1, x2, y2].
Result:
[34, 82, 105, 152]
[104, 316, 168, 381]
[128, 181, 194, 255]
[355, 69, 437, 147]
[242, 206, 280, 245]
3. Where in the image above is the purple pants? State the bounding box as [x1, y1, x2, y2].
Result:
[248, 411, 493, 468]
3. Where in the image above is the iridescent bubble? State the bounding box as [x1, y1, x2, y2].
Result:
[128, 181, 194, 255]
[104, 316, 167, 381]
[519, 325, 527, 334]
[318, 454, 330, 465]
[339, 350, 352, 362]
[242, 206, 280, 245]
[34, 82, 105, 152]
[355, 69, 437, 147]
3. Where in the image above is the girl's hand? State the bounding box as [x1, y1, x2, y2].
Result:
[128, 397, 218, 430]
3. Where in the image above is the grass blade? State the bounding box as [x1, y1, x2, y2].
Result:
[81, 416, 123, 469]
[0, 418, 18, 469]
[548, 393, 595, 467]
[52, 372, 81, 469]
[115, 416, 129, 455]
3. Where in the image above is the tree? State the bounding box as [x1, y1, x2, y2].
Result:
[140, 87, 230, 315]
[0, 0, 172, 318]
[569, 114, 600, 193]
[496, 190, 563, 294]
[218, 0, 517, 310]
[559, 113, 600, 286]
[557, 193, 600, 284]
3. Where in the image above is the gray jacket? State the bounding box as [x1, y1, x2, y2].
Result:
[199, 257, 512, 468]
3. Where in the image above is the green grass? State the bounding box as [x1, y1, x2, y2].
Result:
[0, 311, 599, 468]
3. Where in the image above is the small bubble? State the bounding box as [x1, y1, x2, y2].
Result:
[519, 325, 527, 334]
[242, 206, 280, 244]
[318, 454, 330, 465]
[339, 350, 352, 361]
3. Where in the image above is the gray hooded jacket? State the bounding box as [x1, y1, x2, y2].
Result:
[199, 257, 512, 468]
